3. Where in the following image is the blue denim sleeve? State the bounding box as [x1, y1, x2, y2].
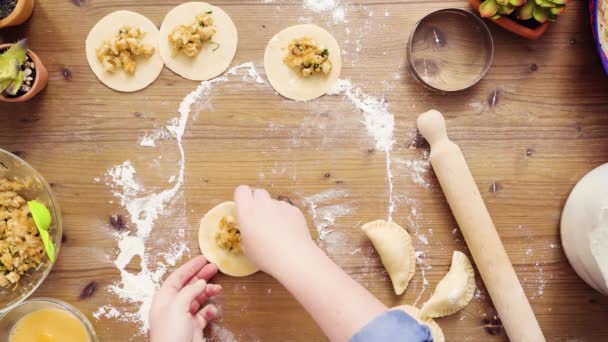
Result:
[349, 310, 433, 342]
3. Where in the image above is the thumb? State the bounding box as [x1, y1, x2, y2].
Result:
[234, 185, 253, 210]
[234, 185, 253, 224]
[175, 279, 207, 311]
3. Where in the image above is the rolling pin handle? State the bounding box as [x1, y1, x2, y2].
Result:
[417, 109, 448, 145]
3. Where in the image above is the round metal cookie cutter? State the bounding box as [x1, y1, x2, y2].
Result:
[408, 8, 494, 92]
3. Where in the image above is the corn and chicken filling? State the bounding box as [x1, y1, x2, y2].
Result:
[215, 215, 241, 253]
[0, 178, 45, 288]
[96, 26, 155, 74]
[169, 12, 217, 57]
[283, 37, 332, 77]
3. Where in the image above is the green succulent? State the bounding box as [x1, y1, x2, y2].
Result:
[479, 0, 566, 23]
[0, 39, 27, 96]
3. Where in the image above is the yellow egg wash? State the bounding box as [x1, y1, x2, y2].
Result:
[9, 308, 90, 342]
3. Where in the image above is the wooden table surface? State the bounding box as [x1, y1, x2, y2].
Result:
[2, 0, 608, 341]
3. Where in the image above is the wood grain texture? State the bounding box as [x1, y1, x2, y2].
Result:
[1, 0, 608, 341]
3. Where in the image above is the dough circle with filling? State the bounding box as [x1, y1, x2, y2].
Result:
[159, 2, 238, 81]
[264, 24, 341, 101]
[198, 201, 258, 277]
[85, 11, 164, 92]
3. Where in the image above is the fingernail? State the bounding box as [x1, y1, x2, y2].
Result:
[207, 305, 218, 318]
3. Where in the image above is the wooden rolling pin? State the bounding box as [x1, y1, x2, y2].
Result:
[417, 110, 545, 342]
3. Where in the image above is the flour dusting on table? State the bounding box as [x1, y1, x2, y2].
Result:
[328, 79, 396, 220]
[304, 189, 353, 240]
[94, 63, 265, 335]
[303, 0, 338, 12]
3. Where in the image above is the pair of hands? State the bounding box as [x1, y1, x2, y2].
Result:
[150, 185, 313, 341]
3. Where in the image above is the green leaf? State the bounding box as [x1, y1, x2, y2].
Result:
[539, 0, 556, 8]
[28, 200, 52, 231]
[533, 5, 549, 22]
[498, 4, 515, 15]
[518, 0, 536, 19]
[550, 5, 565, 15]
[4, 70, 23, 96]
[2, 40, 27, 66]
[480, 0, 500, 17]
[38, 229, 55, 262]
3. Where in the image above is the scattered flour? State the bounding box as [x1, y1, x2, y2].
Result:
[95, 62, 265, 335]
[304, 189, 353, 240]
[332, 6, 346, 24]
[303, 0, 338, 12]
[138, 128, 171, 147]
[328, 79, 396, 220]
[394, 154, 431, 188]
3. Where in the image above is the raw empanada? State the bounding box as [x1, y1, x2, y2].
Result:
[421, 251, 475, 318]
[361, 220, 415, 295]
[199, 202, 259, 277]
[393, 305, 445, 342]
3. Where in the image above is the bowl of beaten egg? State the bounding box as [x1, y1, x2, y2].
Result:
[0, 298, 98, 341]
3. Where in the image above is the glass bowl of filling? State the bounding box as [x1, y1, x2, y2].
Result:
[0, 298, 98, 341]
[0, 149, 62, 313]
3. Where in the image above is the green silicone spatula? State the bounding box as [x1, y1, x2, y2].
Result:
[27, 200, 55, 262]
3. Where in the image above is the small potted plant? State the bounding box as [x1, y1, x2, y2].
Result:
[0, 0, 34, 29]
[0, 40, 48, 103]
[470, 0, 567, 40]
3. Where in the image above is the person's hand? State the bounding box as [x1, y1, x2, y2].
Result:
[234, 185, 314, 276]
[149, 256, 222, 342]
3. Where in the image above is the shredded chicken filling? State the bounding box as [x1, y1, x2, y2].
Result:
[0, 178, 46, 288]
[215, 215, 241, 253]
[169, 12, 217, 57]
[96, 26, 155, 74]
[283, 37, 332, 78]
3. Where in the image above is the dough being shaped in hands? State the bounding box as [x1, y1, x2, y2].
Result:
[361, 220, 415, 295]
[393, 305, 445, 342]
[85, 11, 164, 92]
[199, 202, 259, 277]
[264, 24, 341, 101]
[421, 251, 475, 318]
[159, 2, 238, 80]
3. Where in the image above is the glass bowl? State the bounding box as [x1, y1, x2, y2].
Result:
[0, 149, 62, 313]
[0, 298, 98, 341]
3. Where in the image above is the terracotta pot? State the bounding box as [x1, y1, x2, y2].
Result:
[469, 0, 551, 40]
[0, 0, 34, 29]
[0, 43, 48, 103]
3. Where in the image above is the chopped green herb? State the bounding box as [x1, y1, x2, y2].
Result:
[321, 49, 329, 57]
[206, 10, 213, 14]
[210, 41, 220, 52]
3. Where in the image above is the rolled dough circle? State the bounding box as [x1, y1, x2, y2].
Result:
[199, 201, 259, 277]
[393, 305, 445, 342]
[264, 24, 342, 102]
[561, 163, 608, 295]
[159, 2, 238, 81]
[85, 11, 164, 92]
